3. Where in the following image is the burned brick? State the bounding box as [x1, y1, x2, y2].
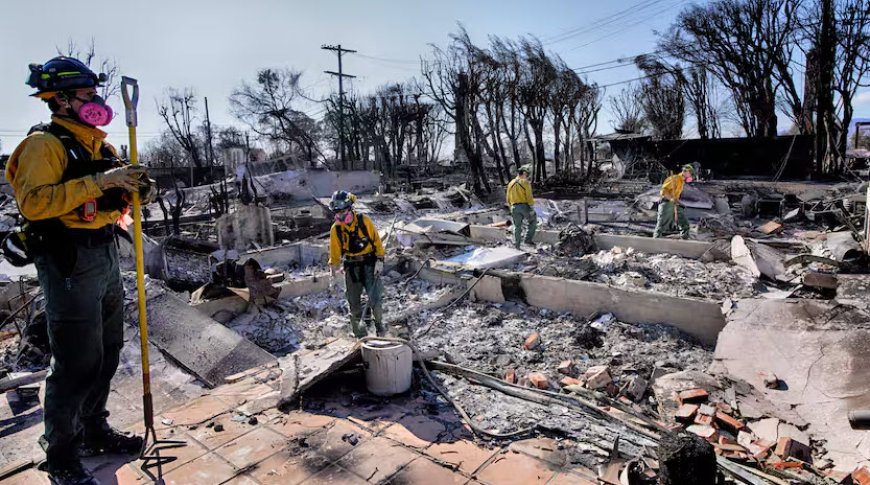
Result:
[686, 424, 718, 440]
[715, 411, 745, 432]
[557, 360, 574, 375]
[527, 372, 549, 390]
[559, 376, 583, 387]
[677, 388, 709, 405]
[504, 369, 517, 384]
[694, 414, 714, 426]
[522, 332, 541, 350]
[584, 365, 612, 390]
[675, 404, 699, 423]
[774, 437, 813, 463]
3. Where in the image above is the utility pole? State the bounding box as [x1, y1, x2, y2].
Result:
[204, 96, 216, 182]
[322, 44, 357, 169]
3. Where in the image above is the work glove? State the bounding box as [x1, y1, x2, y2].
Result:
[96, 165, 147, 192]
[374, 259, 384, 277]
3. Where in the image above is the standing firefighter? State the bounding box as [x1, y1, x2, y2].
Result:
[653, 164, 694, 239]
[6, 57, 154, 484]
[506, 165, 538, 249]
[327, 190, 387, 338]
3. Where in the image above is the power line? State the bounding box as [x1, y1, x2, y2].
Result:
[544, 0, 668, 45]
[566, 0, 686, 53]
[354, 53, 420, 65]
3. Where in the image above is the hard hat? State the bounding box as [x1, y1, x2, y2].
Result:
[329, 190, 356, 211]
[26, 56, 106, 98]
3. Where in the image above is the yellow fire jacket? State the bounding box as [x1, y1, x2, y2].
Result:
[5, 116, 121, 229]
[659, 174, 685, 202]
[506, 177, 535, 206]
[328, 213, 385, 266]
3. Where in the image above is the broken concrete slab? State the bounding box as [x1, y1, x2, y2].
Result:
[713, 298, 870, 469]
[277, 338, 360, 408]
[731, 236, 760, 278]
[731, 236, 786, 281]
[444, 246, 527, 270]
[144, 292, 277, 387]
[836, 274, 870, 312]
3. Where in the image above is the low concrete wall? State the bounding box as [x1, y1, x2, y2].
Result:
[468, 225, 714, 259]
[240, 242, 329, 269]
[518, 274, 724, 345]
[414, 264, 725, 346]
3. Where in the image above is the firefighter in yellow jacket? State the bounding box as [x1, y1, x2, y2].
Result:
[327, 190, 387, 338]
[5, 56, 155, 484]
[506, 165, 537, 249]
[653, 164, 694, 239]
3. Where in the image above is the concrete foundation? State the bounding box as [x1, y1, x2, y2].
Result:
[415, 263, 725, 346]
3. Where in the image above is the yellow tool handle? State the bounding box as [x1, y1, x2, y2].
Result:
[121, 77, 152, 401]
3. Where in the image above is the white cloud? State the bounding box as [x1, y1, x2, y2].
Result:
[855, 90, 870, 105]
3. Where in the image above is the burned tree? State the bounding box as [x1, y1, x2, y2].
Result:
[157, 88, 204, 168]
[609, 86, 647, 133]
[635, 57, 686, 140]
[661, 0, 803, 137]
[801, 0, 870, 172]
[517, 39, 557, 182]
[229, 69, 323, 163]
[423, 26, 491, 194]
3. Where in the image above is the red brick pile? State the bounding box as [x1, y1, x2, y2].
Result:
[671, 388, 870, 483]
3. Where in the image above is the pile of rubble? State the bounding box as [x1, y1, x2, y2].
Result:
[221, 277, 455, 353]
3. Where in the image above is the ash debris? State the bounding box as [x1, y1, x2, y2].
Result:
[517, 246, 763, 300]
[412, 301, 712, 386]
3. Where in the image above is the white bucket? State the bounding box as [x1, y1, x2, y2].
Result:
[361, 340, 413, 396]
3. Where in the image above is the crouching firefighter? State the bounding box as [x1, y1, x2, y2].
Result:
[327, 190, 387, 338]
[4, 56, 156, 485]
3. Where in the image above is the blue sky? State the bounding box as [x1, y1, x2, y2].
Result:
[2, 0, 868, 153]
